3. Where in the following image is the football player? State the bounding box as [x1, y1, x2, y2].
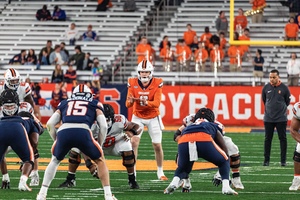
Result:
[37, 84, 117, 200]
[173, 111, 244, 192]
[126, 60, 167, 181]
[0, 89, 40, 191]
[58, 104, 142, 189]
[289, 102, 300, 191]
[1, 68, 42, 188]
[164, 108, 238, 195]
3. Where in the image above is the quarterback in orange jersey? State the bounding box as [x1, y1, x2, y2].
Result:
[126, 60, 167, 181]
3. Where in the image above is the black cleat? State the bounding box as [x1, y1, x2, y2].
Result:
[58, 179, 76, 188]
[129, 180, 139, 189]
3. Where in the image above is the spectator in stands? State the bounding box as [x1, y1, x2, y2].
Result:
[148, 41, 156, 64]
[285, 0, 300, 18]
[61, 81, 68, 100]
[135, 36, 152, 64]
[239, 28, 251, 61]
[208, 34, 220, 56]
[175, 39, 192, 72]
[36, 5, 52, 21]
[49, 45, 69, 65]
[219, 31, 227, 50]
[194, 42, 208, 72]
[31, 82, 43, 121]
[38, 40, 54, 65]
[234, 8, 248, 35]
[91, 80, 101, 100]
[82, 52, 93, 71]
[123, 0, 136, 12]
[285, 17, 299, 41]
[200, 27, 213, 52]
[82, 24, 97, 41]
[92, 57, 103, 81]
[286, 52, 300, 86]
[252, 49, 264, 85]
[215, 11, 228, 36]
[249, 0, 266, 23]
[65, 23, 78, 46]
[64, 64, 77, 83]
[96, 0, 113, 11]
[50, 82, 63, 112]
[51, 64, 64, 83]
[159, 35, 171, 53]
[189, 35, 199, 54]
[39, 50, 50, 67]
[52, 5, 67, 21]
[210, 43, 224, 72]
[159, 43, 174, 72]
[69, 45, 85, 70]
[25, 49, 37, 66]
[227, 32, 244, 72]
[183, 23, 197, 48]
[60, 42, 69, 57]
[9, 49, 26, 65]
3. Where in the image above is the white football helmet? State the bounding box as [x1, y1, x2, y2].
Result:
[137, 60, 154, 83]
[4, 68, 21, 90]
[72, 84, 92, 94]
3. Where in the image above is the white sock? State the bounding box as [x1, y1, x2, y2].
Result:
[157, 166, 164, 177]
[170, 176, 180, 187]
[3, 173, 10, 181]
[20, 175, 28, 182]
[222, 179, 230, 188]
[103, 186, 112, 196]
[39, 156, 60, 195]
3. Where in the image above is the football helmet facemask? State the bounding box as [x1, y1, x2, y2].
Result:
[137, 60, 154, 83]
[0, 89, 20, 116]
[103, 104, 115, 129]
[4, 68, 21, 90]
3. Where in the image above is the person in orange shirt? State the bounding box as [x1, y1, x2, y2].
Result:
[234, 8, 248, 35]
[136, 36, 152, 64]
[159, 35, 171, 53]
[210, 43, 224, 72]
[126, 60, 167, 181]
[219, 32, 227, 50]
[227, 32, 243, 72]
[148, 41, 156, 65]
[175, 39, 192, 72]
[194, 42, 208, 72]
[183, 24, 197, 47]
[249, 0, 266, 23]
[160, 43, 174, 72]
[96, 0, 113, 11]
[199, 27, 213, 53]
[239, 28, 250, 61]
[285, 17, 299, 41]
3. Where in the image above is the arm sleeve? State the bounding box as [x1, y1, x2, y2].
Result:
[46, 112, 61, 141]
[96, 114, 108, 146]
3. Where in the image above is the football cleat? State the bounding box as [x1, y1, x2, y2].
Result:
[36, 193, 46, 200]
[164, 184, 177, 194]
[159, 175, 168, 181]
[18, 180, 32, 191]
[128, 179, 139, 189]
[289, 177, 300, 191]
[105, 194, 118, 200]
[222, 187, 238, 195]
[1, 180, 10, 189]
[29, 171, 39, 186]
[58, 179, 76, 188]
[231, 177, 244, 190]
[181, 178, 192, 192]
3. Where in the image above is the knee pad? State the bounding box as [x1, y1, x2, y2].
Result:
[69, 150, 81, 165]
[85, 158, 93, 169]
[121, 150, 136, 168]
[230, 154, 241, 169]
[34, 149, 40, 160]
[293, 151, 300, 162]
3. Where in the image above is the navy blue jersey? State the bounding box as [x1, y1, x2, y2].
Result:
[0, 116, 39, 135]
[181, 120, 222, 139]
[58, 98, 103, 127]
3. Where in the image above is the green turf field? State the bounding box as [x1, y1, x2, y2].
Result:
[2, 130, 300, 200]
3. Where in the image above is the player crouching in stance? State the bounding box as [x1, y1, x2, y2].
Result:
[58, 104, 141, 189]
[289, 102, 300, 191]
[164, 108, 238, 195]
[174, 112, 244, 191]
[36, 84, 117, 200]
[0, 89, 40, 191]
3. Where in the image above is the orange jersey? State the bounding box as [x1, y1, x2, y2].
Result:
[126, 77, 163, 119]
[199, 33, 212, 48]
[285, 23, 299, 38]
[220, 38, 227, 50]
[234, 15, 248, 30]
[194, 48, 208, 62]
[238, 35, 250, 52]
[227, 45, 243, 64]
[160, 47, 174, 61]
[136, 43, 152, 64]
[183, 30, 197, 46]
[176, 45, 192, 61]
[251, 0, 266, 9]
[210, 49, 224, 62]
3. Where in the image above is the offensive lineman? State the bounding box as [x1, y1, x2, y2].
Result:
[58, 104, 142, 189]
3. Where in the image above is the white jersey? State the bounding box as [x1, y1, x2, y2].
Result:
[292, 102, 300, 120]
[0, 101, 33, 118]
[0, 81, 32, 102]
